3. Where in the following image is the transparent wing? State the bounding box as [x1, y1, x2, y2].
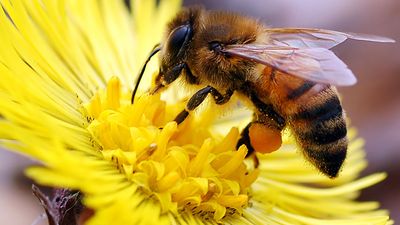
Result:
[222, 44, 357, 86]
[268, 28, 395, 49]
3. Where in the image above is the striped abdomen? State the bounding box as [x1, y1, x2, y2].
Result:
[283, 80, 347, 178]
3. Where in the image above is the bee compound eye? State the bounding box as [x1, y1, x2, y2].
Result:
[167, 24, 191, 56]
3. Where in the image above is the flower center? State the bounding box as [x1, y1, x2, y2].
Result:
[83, 77, 258, 220]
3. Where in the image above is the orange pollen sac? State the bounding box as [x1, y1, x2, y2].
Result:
[249, 123, 282, 154]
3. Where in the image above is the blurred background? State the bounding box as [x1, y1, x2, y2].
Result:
[1, 0, 399, 224]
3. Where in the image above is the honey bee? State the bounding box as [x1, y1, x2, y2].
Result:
[131, 7, 394, 178]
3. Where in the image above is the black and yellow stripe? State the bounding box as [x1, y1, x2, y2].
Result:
[289, 86, 347, 178]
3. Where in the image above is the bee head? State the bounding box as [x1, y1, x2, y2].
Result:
[158, 7, 202, 85]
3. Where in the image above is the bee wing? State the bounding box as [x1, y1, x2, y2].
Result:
[268, 28, 395, 49]
[222, 44, 357, 86]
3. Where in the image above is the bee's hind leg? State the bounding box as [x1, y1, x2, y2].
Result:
[237, 120, 283, 168]
[236, 123, 259, 168]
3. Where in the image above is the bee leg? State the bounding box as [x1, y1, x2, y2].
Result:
[251, 154, 260, 168]
[183, 64, 200, 85]
[237, 120, 283, 168]
[164, 63, 186, 84]
[234, 91, 286, 167]
[174, 86, 234, 124]
[249, 93, 285, 129]
[237, 123, 254, 155]
[151, 63, 198, 95]
[236, 123, 259, 168]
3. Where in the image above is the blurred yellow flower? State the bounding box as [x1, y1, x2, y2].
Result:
[0, 0, 392, 224]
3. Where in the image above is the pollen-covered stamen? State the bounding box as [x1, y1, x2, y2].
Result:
[84, 77, 258, 221]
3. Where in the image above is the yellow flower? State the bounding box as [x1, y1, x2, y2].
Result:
[0, 0, 392, 225]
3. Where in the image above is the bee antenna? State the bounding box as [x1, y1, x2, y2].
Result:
[131, 44, 162, 104]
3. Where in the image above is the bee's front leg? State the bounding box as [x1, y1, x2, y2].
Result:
[174, 86, 234, 124]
